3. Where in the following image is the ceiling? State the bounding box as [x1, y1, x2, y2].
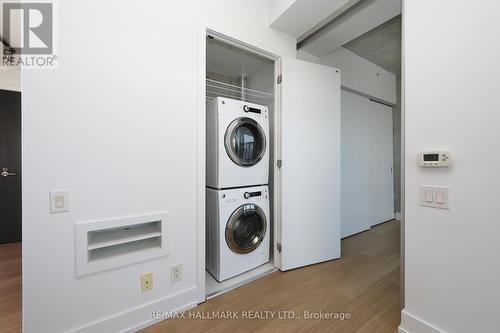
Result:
[343, 15, 401, 75]
[270, 0, 356, 39]
[298, 0, 401, 57]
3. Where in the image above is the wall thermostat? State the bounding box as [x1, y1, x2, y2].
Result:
[417, 151, 453, 168]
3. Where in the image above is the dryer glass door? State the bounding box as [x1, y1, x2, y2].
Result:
[226, 204, 267, 254]
[225, 118, 266, 167]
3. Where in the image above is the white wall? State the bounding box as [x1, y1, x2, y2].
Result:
[320, 47, 396, 104]
[298, 48, 397, 104]
[22, 1, 295, 332]
[0, 69, 20, 91]
[401, 1, 500, 332]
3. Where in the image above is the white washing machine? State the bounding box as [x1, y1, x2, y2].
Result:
[206, 97, 269, 189]
[206, 185, 270, 282]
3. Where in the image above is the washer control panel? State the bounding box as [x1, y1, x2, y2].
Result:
[417, 151, 453, 168]
[221, 188, 268, 203]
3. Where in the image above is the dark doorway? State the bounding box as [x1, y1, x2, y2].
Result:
[0, 89, 21, 244]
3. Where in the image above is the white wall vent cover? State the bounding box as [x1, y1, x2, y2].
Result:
[76, 212, 168, 276]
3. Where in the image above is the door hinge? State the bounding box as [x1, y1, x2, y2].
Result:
[277, 74, 282, 84]
[277, 242, 282, 253]
[277, 159, 282, 169]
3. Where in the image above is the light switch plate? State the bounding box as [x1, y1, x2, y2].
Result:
[49, 190, 69, 213]
[420, 186, 450, 210]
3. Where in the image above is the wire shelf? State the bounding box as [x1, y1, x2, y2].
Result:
[206, 79, 273, 106]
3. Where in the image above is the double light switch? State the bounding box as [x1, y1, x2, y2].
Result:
[421, 186, 449, 209]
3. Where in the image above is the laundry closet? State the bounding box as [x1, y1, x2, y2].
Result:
[204, 34, 277, 296]
[202, 31, 342, 298]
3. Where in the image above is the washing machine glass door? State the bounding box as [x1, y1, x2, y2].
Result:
[225, 117, 266, 167]
[226, 204, 267, 254]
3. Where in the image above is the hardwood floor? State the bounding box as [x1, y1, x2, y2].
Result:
[142, 220, 401, 333]
[0, 243, 21, 333]
[0, 221, 399, 333]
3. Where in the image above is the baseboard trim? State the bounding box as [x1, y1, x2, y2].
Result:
[71, 286, 201, 333]
[399, 309, 447, 333]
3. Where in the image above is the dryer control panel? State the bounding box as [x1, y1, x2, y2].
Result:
[244, 191, 262, 199]
[242, 104, 268, 119]
[417, 151, 453, 168]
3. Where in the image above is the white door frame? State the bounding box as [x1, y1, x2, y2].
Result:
[195, 25, 282, 303]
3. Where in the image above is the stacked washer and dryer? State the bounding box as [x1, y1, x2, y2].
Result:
[206, 97, 271, 282]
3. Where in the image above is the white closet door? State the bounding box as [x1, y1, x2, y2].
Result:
[369, 100, 395, 225]
[278, 57, 341, 271]
[341, 91, 372, 238]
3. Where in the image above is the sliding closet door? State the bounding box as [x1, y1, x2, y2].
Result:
[341, 91, 371, 238]
[341, 91, 395, 238]
[369, 100, 395, 225]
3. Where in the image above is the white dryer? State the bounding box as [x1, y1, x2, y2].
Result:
[206, 185, 270, 282]
[206, 97, 269, 189]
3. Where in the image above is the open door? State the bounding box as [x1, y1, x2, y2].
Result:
[277, 58, 341, 271]
[0, 90, 22, 244]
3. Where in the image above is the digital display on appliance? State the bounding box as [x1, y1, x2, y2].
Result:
[423, 154, 439, 162]
[243, 105, 262, 114]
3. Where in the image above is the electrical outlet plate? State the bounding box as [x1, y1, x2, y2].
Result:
[141, 272, 153, 292]
[170, 264, 183, 282]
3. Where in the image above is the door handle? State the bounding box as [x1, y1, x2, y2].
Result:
[1, 168, 16, 177]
